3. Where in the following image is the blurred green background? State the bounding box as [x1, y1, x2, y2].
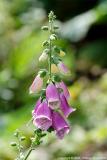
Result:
[0, 0, 107, 159]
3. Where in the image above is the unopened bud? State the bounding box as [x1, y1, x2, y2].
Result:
[41, 26, 49, 31]
[39, 69, 47, 78]
[39, 49, 49, 62]
[20, 136, 26, 141]
[48, 11, 56, 21]
[54, 26, 59, 30]
[42, 41, 49, 47]
[53, 46, 60, 53]
[50, 34, 57, 40]
[14, 129, 19, 137]
[60, 50, 66, 57]
[51, 64, 59, 73]
[53, 75, 61, 82]
[10, 142, 17, 146]
[41, 133, 46, 137]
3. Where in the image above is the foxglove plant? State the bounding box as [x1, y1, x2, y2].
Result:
[11, 11, 76, 160]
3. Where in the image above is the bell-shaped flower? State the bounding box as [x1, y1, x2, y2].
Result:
[57, 61, 70, 75]
[29, 74, 43, 94]
[56, 81, 70, 100]
[33, 101, 52, 130]
[46, 83, 60, 109]
[60, 93, 76, 117]
[32, 98, 41, 117]
[52, 111, 70, 139]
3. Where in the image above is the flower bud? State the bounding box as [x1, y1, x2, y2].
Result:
[34, 128, 42, 135]
[10, 142, 17, 146]
[41, 133, 46, 137]
[57, 61, 70, 75]
[41, 26, 49, 31]
[53, 46, 60, 53]
[39, 49, 49, 62]
[52, 75, 61, 82]
[39, 52, 48, 62]
[29, 75, 43, 94]
[48, 11, 56, 21]
[50, 34, 57, 41]
[14, 129, 19, 137]
[51, 64, 59, 73]
[20, 136, 26, 141]
[60, 50, 66, 57]
[39, 69, 47, 78]
[42, 41, 49, 47]
[54, 25, 59, 30]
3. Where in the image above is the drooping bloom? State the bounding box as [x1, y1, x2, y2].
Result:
[33, 101, 52, 130]
[56, 81, 70, 100]
[46, 83, 60, 109]
[57, 61, 70, 75]
[29, 75, 43, 94]
[32, 98, 41, 117]
[52, 111, 70, 139]
[60, 93, 76, 117]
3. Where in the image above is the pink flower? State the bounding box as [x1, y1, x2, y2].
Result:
[32, 98, 41, 117]
[57, 61, 70, 75]
[33, 101, 52, 130]
[52, 111, 70, 139]
[46, 83, 60, 109]
[29, 75, 43, 94]
[60, 93, 76, 117]
[56, 81, 70, 100]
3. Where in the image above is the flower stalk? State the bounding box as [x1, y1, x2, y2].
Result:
[49, 37, 52, 80]
[49, 13, 53, 81]
[11, 11, 76, 160]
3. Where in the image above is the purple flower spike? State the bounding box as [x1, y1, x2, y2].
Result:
[33, 101, 52, 130]
[52, 111, 70, 139]
[56, 81, 70, 100]
[29, 75, 43, 94]
[60, 93, 76, 117]
[46, 83, 60, 109]
[57, 61, 70, 75]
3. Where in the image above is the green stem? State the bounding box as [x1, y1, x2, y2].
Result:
[49, 20, 53, 81]
[24, 148, 33, 160]
[49, 39, 52, 80]
[17, 135, 22, 154]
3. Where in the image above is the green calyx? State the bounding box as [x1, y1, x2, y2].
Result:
[53, 46, 60, 53]
[20, 136, 26, 141]
[50, 34, 57, 40]
[42, 40, 49, 47]
[10, 142, 17, 147]
[51, 55, 61, 65]
[52, 74, 61, 82]
[39, 69, 48, 78]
